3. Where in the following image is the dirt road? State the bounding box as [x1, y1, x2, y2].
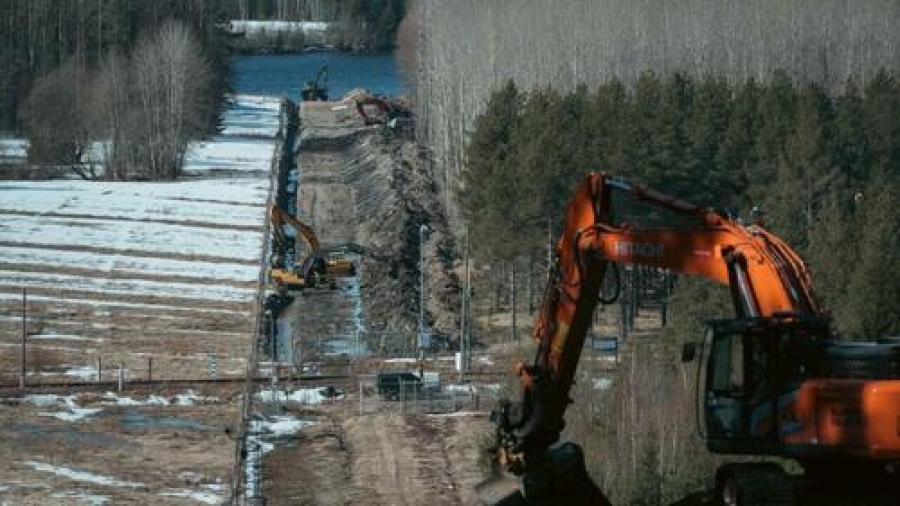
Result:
[263, 402, 490, 505]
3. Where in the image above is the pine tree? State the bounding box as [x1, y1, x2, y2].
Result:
[687, 75, 736, 208]
[461, 80, 522, 260]
[716, 78, 760, 214]
[832, 79, 871, 188]
[747, 71, 798, 210]
[839, 167, 900, 338]
[589, 79, 631, 176]
[630, 72, 664, 185]
[862, 70, 900, 172]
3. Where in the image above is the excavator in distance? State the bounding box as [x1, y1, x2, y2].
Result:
[477, 173, 900, 506]
[268, 202, 356, 292]
[300, 65, 328, 102]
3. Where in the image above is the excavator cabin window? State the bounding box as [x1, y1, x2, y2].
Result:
[704, 319, 828, 443]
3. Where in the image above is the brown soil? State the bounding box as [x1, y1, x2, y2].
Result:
[262, 399, 491, 506]
[297, 98, 460, 338]
[0, 385, 241, 505]
[258, 98, 486, 505]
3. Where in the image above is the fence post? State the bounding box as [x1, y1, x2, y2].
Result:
[117, 363, 124, 392]
[148, 357, 153, 383]
[97, 357, 102, 387]
[20, 287, 27, 390]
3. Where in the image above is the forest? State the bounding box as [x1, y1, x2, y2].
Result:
[395, 2, 900, 502]
[454, 47, 900, 506]
[0, 0, 404, 131]
[0, 1, 234, 133]
[401, 0, 900, 225]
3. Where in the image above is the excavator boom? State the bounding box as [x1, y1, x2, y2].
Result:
[479, 172, 900, 505]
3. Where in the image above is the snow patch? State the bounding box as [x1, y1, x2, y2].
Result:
[228, 20, 332, 33]
[444, 383, 501, 394]
[23, 394, 69, 406]
[243, 411, 312, 499]
[477, 356, 495, 366]
[0, 269, 255, 303]
[28, 394, 102, 421]
[383, 357, 417, 364]
[24, 461, 144, 488]
[39, 407, 102, 422]
[250, 415, 313, 437]
[0, 137, 27, 159]
[256, 387, 344, 405]
[101, 391, 169, 406]
[51, 490, 110, 505]
[64, 366, 98, 380]
[30, 333, 104, 343]
[174, 389, 220, 406]
[0, 292, 243, 314]
[159, 489, 222, 505]
[593, 377, 613, 391]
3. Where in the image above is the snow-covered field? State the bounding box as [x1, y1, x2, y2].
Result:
[0, 95, 278, 310]
[0, 138, 27, 161]
[227, 20, 332, 34]
[0, 95, 280, 389]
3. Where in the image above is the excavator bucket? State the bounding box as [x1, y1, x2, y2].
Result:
[476, 460, 527, 506]
[477, 443, 612, 506]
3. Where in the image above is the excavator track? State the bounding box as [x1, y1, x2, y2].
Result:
[715, 463, 795, 506]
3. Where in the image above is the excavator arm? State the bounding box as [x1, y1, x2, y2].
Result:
[479, 173, 823, 505]
[269, 202, 321, 253]
[268, 203, 356, 288]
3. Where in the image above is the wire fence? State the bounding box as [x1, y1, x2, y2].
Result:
[0, 353, 244, 390]
[356, 374, 502, 416]
[230, 97, 296, 506]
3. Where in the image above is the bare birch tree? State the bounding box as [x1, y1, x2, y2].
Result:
[131, 21, 212, 179]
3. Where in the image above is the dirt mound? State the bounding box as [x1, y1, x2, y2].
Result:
[298, 108, 460, 340]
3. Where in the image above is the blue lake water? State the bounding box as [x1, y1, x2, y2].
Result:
[231, 52, 406, 100]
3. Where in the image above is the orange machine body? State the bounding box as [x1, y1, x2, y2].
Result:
[505, 172, 900, 471]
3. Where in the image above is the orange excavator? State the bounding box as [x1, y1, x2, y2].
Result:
[354, 95, 411, 127]
[268, 203, 356, 291]
[477, 173, 900, 505]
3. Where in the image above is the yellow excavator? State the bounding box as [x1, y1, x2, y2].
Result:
[268, 203, 356, 292]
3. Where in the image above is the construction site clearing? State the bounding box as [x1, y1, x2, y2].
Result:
[0, 88, 785, 506]
[242, 92, 500, 505]
[0, 90, 507, 505]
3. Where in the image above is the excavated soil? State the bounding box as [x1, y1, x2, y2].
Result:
[296, 100, 460, 338]
[259, 99, 491, 505]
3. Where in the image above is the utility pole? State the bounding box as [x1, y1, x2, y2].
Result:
[418, 224, 429, 374]
[459, 227, 469, 381]
[20, 288, 27, 390]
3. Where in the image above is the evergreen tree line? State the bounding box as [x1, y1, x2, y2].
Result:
[462, 72, 900, 340]
[403, 0, 900, 225]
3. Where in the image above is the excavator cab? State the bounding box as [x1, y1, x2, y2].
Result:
[689, 318, 829, 454]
